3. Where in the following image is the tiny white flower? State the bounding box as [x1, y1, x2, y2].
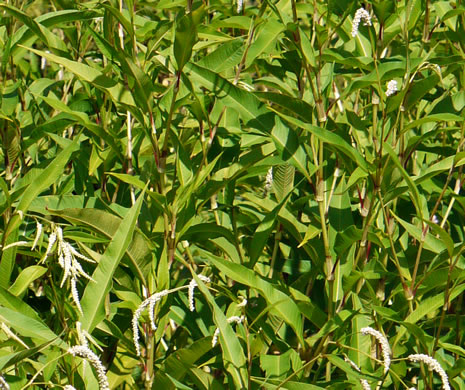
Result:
[344, 357, 371, 390]
[386, 80, 398, 97]
[237, 298, 247, 308]
[361, 327, 391, 374]
[2, 241, 28, 251]
[56, 226, 63, 243]
[45, 226, 96, 313]
[31, 222, 43, 250]
[408, 354, 450, 390]
[64, 386, 76, 390]
[76, 321, 89, 349]
[69, 245, 94, 263]
[360, 379, 371, 390]
[265, 167, 273, 189]
[212, 315, 244, 347]
[237, 0, 244, 13]
[45, 232, 57, 257]
[188, 275, 211, 312]
[0, 375, 9, 390]
[351, 8, 371, 37]
[70, 277, 83, 314]
[264, 167, 273, 197]
[68, 346, 109, 390]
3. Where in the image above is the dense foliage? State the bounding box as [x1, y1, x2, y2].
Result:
[1, 0, 465, 389]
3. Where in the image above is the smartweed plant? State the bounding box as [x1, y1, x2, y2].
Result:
[0, 0, 464, 389]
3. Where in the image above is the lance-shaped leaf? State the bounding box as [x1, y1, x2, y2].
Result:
[203, 251, 305, 345]
[0, 135, 81, 288]
[22, 47, 135, 107]
[174, 6, 205, 71]
[194, 273, 248, 389]
[271, 116, 313, 182]
[80, 187, 146, 332]
[0, 307, 67, 349]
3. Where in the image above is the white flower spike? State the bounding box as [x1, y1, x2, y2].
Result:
[351, 8, 371, 37]
[44, 226, 96, 313]
[386, 80, 398, 97]
[408, 354, 450, 390]
[361, 327, 391, 374]
[188, 274, 211, 312]
[237, 0, 243, 13]
[0, 375, 9, 390]
[68, 346, 109, 390]
[264, 167, 273, 195]
[237, 298, 247, 308]
[31, 222, 43, 250]
[212, 315, 244, 347]
[132, 289, 170, 356]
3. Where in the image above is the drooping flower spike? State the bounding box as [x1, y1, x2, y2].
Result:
[132, 289, 170, 356]
[188, 274, 211, 312]
[408, 354, 450, 390]
[360, 327, 391, 374]
[132, 275, 212, 356]
[351, 8, 371, 37]
[68, 345, 109, 390]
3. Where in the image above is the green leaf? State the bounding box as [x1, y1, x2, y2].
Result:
[185, 62, 274, 132]
[8, 266, 47, 297]
[48, 207, 151, 284]
[38, 95, 124, 161]
[271, 116, 313, 182]
[173, 134, 194, 186]
[384, 143, 424, 222]
[197, 38, 245, 73]
[260, 349, 295, 380]
[0, 135, 81, 288]
[23, 47, 136, 107]
[274, 111, 369, 172]
[255, 91, 313, 123]
[0, 306, 66, 349]
[0, 338, 57, 371]
[8, 9, 96, 59]
[153, 338, 213, 389]
[393, 283, 465, 346]
[0, 286, 43, 322]
[245, 18, 284, 68]
[0, 4, 49, 47]
[405, 73, 440, 110]
[403, 113, 464, 132]
[248, 190, 292, 267]
[273, 164, 295, 203]
[203, 251, 305, 345]
[194, 274, 248, 389]
[251, 377, 326, 389]
[391, 212, 446, 254]
[174, 6, 205, 71]
[101, 4, 134, 44]
[372, 1, 396, 24]
[80, 188, 146, 332]
[86, 26, 154, 113]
